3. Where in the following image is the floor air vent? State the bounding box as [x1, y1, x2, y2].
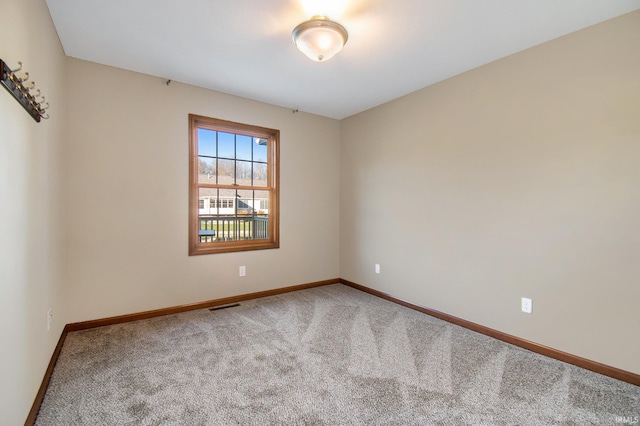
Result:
[209, 303, 240, 312]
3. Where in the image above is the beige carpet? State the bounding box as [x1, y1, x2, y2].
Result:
[36, 284, 639, 425]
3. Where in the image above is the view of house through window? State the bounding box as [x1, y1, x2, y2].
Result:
[189, 115, 279, 255]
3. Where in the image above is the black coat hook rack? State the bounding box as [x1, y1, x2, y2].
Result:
[1, 58, 49, 122]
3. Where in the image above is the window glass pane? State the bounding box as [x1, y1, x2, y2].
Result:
[218, 132, 235, 159]
[253, 162, 267, 187]
[198, 188, 217, 213]
[216, 188, 235, 217]
[198, 157, 217, 183]
[236, 134, 252, 161]
[254, 190, 269, 214]
[236, 160, 252, 186]
[254, 138, 268, 162]
[236, 189, 252, 215]
[198, 129, 216, 157]
[217, 159, 235, 185]
[235, 189, 252, 241]
[198, 188, 218, 243]
[216, 217, 235, 242]
[255, 190, 270, 239]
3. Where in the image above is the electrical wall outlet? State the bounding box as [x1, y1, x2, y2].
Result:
[375, 264, 380, 274]
[521, 297, 532, 314]
[239, 266, 246, 277]
[47, 308, 53, 331]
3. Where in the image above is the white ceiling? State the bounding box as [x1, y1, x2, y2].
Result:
[46, 0, 640, 120]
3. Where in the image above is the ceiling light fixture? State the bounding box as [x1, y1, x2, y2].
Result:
[292, 15, 348, 62]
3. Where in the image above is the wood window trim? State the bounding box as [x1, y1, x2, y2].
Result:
[189, 114, 280, 255]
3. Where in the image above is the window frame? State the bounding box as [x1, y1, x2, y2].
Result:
[188, 114, 280, 255]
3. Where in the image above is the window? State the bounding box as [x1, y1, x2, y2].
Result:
[189, 115, 279, 255]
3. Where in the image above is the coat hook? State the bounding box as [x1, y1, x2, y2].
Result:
[1, 58, 49, 122]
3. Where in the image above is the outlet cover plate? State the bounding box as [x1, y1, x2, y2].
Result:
[47, 308, 53, 330]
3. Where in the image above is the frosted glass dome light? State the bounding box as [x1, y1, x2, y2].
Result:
[292, 16, 348, 62]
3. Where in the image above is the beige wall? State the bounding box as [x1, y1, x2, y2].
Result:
[63, 59, 341, 323]
[0, 0, 66, 423]
[340, 11, 640, 374]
